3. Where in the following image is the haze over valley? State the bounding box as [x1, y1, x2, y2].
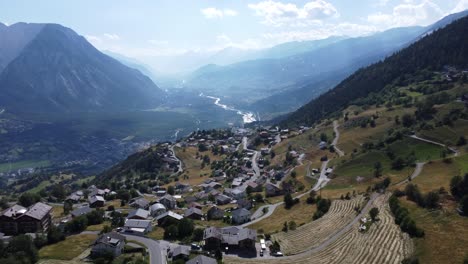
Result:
[0, 1, 467, 264]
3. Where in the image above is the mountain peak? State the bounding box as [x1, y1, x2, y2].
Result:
[0, 22, 164, 113]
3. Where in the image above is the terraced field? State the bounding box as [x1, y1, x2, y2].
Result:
[226, 194, 413, 264]
[273, 196, 365, 255]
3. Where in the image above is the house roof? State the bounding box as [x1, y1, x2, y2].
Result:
[150, 203, 166, 212]
[155, 211, 183, 221]
[24, 202, 52, 220]
[216, 194, 231, 202]
[89, 195, 105, 204]
[66, 193, 81, 201]
[160, 194, 176, 202]
[232, 208, 251, 218]
[172, 245, 190, 257]
[1, 204, 27, 218]
[184, 207, 203, 217]
[94, 232, 125, 247]
[204, 226, 256, 245]
[131, 198, 149, 208]
[71, 206, 93, 217]
[124, 219, 152, 228]
[187, 255, 217, 264]
[208, 206, 224, 214]
[128, 209, 150, 219]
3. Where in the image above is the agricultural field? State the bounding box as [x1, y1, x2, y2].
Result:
[226, 195, 413, 264]
[0, 159, 50, 173]
[249, 196, 317, 233]
[337, 105, 414, 154]
[400, 199, 468, 264]
[408, 159, 460, 193]
[272, 196, 364, 255]
[331, 138, 445, 189]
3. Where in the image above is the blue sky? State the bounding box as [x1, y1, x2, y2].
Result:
[1, 0, 467, 61]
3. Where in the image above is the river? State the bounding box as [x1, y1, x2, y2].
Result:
[200, 93, 257, 123]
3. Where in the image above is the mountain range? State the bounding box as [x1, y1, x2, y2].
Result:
[282, 14, 468, 127]
[183, 10, 468, 117]
[0, 23, 165, 114]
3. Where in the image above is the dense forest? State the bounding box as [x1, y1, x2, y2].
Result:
[281, 16, 468, 127]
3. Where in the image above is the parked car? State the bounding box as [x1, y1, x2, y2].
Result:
[260, 250, 264, 257]
[273, 251, 283, 257]
[191, 243, 201, 250]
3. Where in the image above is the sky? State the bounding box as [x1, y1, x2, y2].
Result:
[1, 0, 467, 62]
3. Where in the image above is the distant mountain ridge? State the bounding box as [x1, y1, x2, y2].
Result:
[187, 10, 468, 117]
[281, 14, 468, 127]
[186, 25, 426, 107]
[0, 23, 165, 113]
[0, 22, 44, 73]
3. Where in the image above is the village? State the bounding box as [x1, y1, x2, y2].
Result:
[0, 124, 340, 264]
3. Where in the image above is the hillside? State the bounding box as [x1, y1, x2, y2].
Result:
[282, 15, 468, 127]
[0, 23, 165, 113]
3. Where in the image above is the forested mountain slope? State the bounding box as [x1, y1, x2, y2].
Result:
[282, 16, 468, 127]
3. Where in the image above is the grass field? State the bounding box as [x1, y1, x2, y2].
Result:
[333, 138, 444, 188]
[172, 147, 223, 186]
[39, 234, 97, 260]
[249, 196, 317, 233]
[0, 160, 50, 173]
[51, 205, 65, 219]
[27, 174, 75, 193]
[400, 199, 468, 264]
[338, 105, 414, 154]
[147, 227, 165, 240]
[85, 221, 111, 232]
[454, 154, 468, 174]
[409, 160, 459, 193]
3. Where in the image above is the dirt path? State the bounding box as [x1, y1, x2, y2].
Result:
[332, 120, 345, 157]
[395, 162, 426, 186]
[409, 135, 458, 156]
[169, 144, 183, 176]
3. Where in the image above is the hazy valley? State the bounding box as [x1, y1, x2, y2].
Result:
[0, 2, 468, 264]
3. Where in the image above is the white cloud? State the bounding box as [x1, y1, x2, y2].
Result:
[248, 0, 338, 27]
[201, 8, 238, 19]
[85, 35, 102, 45]
[103, 33, 120, 40]
[452, 0, 468, 13]
[224, 9, 239, 17]
[368, 0, 444, 28]
[262, 23, 376, 43]
[216, 34, 232, 43]
[148, 39, 169, 46]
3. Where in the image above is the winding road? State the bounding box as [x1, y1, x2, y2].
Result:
[246, 121, 344, 225]
[395, 162, 426, 186]
[332, 120, 345, 157]
[123, 234, 165, 264]
[169, 144, 183, 176]
[409, 135, 458, 156]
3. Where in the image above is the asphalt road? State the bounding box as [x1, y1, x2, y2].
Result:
[123, 234, 165, 264]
